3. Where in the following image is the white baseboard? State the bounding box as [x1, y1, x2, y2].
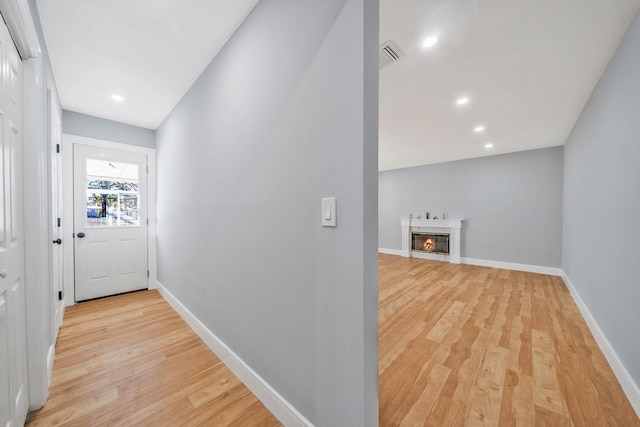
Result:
[378, 249, 563, 276]
[461, 257, 563, 276]
[154, 274, 640, 422]
[378, 247, 403, 256]
[46, 344, 55, 388]
[561, 273, 640, 418]
[155, 281, 313, 427]
[60, 299, 66, 321]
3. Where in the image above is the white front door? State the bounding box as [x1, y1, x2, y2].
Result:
[73, 144, 148, 301]
[0, 18, 29, 427]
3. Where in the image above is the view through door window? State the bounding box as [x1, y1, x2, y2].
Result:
[85, 159, 139, 227]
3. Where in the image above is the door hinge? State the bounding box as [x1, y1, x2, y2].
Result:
[147, 270, 149, 278]
[57, 217, 61, 227]
[58, 290, 63, 301]
[56, 144, 60, 153]
[146, 217, 148, 225]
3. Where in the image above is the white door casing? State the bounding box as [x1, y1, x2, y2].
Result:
[73, 144, 149, 301]
[0, 17, 29, 427]
[62, 135, 157, 306]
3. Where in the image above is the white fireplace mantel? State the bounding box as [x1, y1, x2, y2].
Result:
[401, 219, 463, 263]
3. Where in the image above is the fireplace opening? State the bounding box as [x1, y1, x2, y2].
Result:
[411, 232, 450, 254]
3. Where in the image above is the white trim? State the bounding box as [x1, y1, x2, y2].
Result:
[461, 257, 563, 276]
[0, 0, 41, 58]
[379, 250, 563, 276]
[561, 273, 640, 418]
[156, 281, 313, 427]
[61, 134, 157, 305]
[46, 345, 55, 386]
[61, 135, 74, 305]
[56, 300, 66, 334]
[378, 247, 403, 256]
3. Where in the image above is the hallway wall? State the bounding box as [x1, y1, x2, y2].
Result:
[62, 110, 155, 148]
[562, 9, 640, 399]
[155, 0, 378, 425]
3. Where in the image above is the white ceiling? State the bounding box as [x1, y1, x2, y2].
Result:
[379, 0, 640, 170]
[36, 0, 260, 130]
[36, 1, 640, 169]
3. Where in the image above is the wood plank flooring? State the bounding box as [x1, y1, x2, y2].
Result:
[27, 256, 640, 426]
[379, 254, 640, 426]
[26, 290, 281, 426]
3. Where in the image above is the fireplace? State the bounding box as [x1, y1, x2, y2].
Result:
[411, 232, 450, 254]
[401, 218, 463, 263]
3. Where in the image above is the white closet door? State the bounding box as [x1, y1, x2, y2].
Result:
[0, 17, 29, 427]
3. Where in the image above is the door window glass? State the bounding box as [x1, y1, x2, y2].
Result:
[85, 159, 139, 227]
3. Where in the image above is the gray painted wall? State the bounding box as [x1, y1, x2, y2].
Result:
[155, 0, 378, 425]
[63, 110, 155, 148]
[379, 147, 564, 267]
[562, 11, 640, 387]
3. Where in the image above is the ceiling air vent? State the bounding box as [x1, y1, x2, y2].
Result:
[379, 41, 403, 69]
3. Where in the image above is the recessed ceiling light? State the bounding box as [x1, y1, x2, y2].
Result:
[484, 143, 494, 149]
[474, 126, 485, 133]
[456, 97, 470, 106]
[111, 94, 125, 102]
[422, 36, 438, 48]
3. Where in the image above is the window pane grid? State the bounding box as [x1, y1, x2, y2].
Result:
[85, 160, 140, 228]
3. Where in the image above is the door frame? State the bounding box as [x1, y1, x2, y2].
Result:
[62, 134, 157, 305]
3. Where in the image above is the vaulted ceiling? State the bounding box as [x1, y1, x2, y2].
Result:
[36, 0, 260, 130]
[379, 0, 640, 170]
[36, 0, 640, 170]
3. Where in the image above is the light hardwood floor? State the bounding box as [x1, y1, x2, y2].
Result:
[26, 290, 281, 426]
[27, 256, 640, 426]
[379, 254, 640, 426]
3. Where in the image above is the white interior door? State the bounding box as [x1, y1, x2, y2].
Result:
[50, 96, 63, 339]
[73, 144, 148, 301]
[0, 18, 29, 427]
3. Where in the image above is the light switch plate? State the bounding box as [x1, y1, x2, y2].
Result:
[321, 197, 336, 227]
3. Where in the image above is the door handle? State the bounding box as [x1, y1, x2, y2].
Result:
[77, 232, 86, 238]
[0, 269, 6, 279]
[53, 238, 62, 245]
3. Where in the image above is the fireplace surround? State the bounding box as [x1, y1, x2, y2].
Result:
[401, 218, 463, 263]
